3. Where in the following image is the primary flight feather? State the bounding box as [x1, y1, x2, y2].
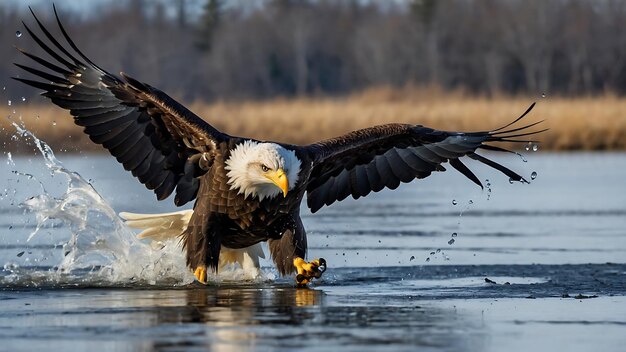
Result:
[14, 6, 545, 285]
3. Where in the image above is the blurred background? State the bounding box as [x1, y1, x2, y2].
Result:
[1, 0, 625, 151]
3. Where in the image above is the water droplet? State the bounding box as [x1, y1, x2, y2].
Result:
[425, 257, 430, 262]
[409, 256, 415, 261]
[436, 248, 441, 253]
[8, 225, 13, 230]
[525, 142, 531, 151]
[16, 31, 22, 38]
[451, 232, 457, 237]
[430, 251, 436, 255]
[452, 199, 458, 205]
[532, 144, 538, 152]
[448, 239, 455, 245]
[378, 240, 381, 243]
[509, 178, 514, 184]
[21, 97, 26, 102]
[531, 171, 537, 180]
[7, 100, 11, 106]
[17, 251, 24, 257]
[52, 121, 57, 126]
[468, 200, 473, 205]
[541, 93, 546, 98]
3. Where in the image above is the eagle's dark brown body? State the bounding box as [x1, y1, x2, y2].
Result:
[14, 7, 545, 279]
[186, 139, 313, 274]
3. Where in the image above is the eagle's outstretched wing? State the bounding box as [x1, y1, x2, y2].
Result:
[303, 104, 545, 213]
[14, 7, 229, 206]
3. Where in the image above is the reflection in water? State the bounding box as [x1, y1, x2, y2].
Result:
[15, 262, 626, 351]
[2, 269, 625, 352]
[109, 285, 481, 351]
[151, 286, 324, 351]
[0, 283, 488, 351]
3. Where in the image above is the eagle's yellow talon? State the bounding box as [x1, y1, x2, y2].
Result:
[194, 265, 207, 284]
[296, 274, 311, 287]
[293, 257, 326, 286]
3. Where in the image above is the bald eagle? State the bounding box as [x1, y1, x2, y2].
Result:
[14, 8, 544, 285]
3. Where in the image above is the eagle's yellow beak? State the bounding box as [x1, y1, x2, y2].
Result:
[265, 168, 289, 197]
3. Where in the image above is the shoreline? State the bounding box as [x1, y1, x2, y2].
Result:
[2, 90, 625, 153]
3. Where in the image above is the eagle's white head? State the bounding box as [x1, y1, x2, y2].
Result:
[225, 141, 302, 201]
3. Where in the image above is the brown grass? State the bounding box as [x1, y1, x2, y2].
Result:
[2, 87, 626, 153]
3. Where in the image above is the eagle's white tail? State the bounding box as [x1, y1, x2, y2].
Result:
[119, 210, 265, 278]
[120, 210, 193, 241]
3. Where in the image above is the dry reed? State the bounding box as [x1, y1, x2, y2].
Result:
[2, 87, 625, 154]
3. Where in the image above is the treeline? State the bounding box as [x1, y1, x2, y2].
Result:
[2, 0, 626, 101]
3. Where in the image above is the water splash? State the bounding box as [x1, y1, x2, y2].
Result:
[426, 196, 474, 261]
[2, 123, 265, 288]
[6, 152, 14, 166]
[525, 142, 533, 152]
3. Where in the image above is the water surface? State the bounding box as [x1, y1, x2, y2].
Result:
[1, 142, 625, 351]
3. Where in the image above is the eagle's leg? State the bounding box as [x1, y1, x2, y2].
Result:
[183, 211, 221, 285]
[268, 214, 326, 286]
[293, 257, 327, 287]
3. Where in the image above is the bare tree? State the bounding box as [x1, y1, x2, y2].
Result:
[3, 0, 626, 100]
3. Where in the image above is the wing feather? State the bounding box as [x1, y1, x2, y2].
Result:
[14, 8, 229, 206]
[384, 149, 416, 183]
[365, 163, 384, 193]
[351, 165, 370, 199]
[304, 104, 544, 212]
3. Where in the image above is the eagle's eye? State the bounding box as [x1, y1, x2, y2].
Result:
[261, 165, 270, 172]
